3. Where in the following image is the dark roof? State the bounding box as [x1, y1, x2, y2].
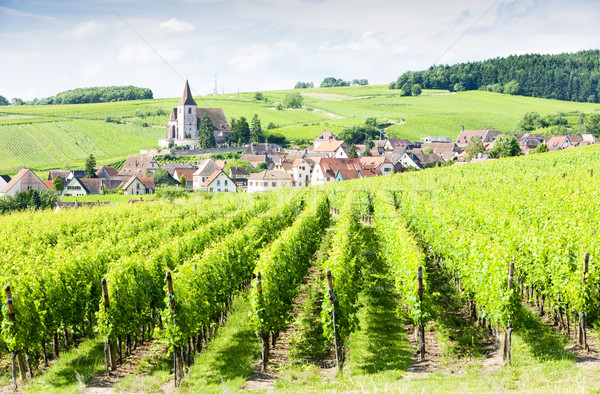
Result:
[94, 166, 119, 178]
[79, 178, 104, 194]
[196, 108, 230, 131]
[229, 167, 250, 177]
[0, 175, 11, 183]
[48, 170, 71, 181]
[178, 80, 197, 106]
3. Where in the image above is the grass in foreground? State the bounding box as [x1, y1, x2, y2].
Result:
[179, 293, 261, 393]
[22, 337, 105, 393]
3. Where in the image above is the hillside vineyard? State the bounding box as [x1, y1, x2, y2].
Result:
[0, 145, 598, 387]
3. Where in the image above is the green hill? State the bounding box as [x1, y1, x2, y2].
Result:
[1, 85, 600, 174]
[391, 49, 600, 103]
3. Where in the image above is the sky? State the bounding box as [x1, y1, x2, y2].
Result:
[1, 0, 599, 101]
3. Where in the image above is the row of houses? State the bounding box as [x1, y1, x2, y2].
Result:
[0, 167, 156, 197]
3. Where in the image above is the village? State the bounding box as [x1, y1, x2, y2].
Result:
[0, 81, 597, 198]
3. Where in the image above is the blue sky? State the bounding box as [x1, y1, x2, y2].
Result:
[1, 0, 599, 100]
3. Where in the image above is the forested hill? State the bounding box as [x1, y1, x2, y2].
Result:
[390, 50, 600, 103]
[24, 86, 153, 105]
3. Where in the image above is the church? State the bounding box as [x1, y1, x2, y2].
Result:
[158, 81, 231, 148]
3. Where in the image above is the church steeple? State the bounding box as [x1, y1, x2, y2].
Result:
[178, 80, 197, 106]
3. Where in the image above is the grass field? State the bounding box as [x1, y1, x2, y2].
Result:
[2, 85, 600, 174]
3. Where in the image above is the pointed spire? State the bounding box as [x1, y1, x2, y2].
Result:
[178, 80, 197, 106]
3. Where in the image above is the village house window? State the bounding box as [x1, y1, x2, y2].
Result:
[224, 180, 228, 186]
[188, 108, 191, 114]
[272, 182, 276, 187]
[217, 180, 221, 186]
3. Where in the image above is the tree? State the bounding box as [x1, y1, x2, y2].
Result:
[490, 134, 521, 158]
[519, 112, 542, 131]
[283, 92, 304, 108]
[256, 162, 268, 171]
[198, 114, 216, 148]
[254, 92, 264, 101]
[0, 95, 9, 106]
[52, 176, 64, 192]
[400, 83, 412, 96]
[503, 80, 520, 95]
[11, 98, 23, 106]
[230, 117, 251, 144]
[348, 144, 358, 158]
[85, 154, 97, 178]
[153, 168, 178, 187]
[250, 114, 264, 142]
[179, 174, 186, 188]
[465, 136, 486, 160]
[294, 81, 314, 89]
[411, 84, 422, 96]
[532, 143, 549, 154]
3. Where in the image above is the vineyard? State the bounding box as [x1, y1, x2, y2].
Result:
[0, 146, 600, 391]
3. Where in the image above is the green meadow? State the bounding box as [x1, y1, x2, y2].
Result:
[2, 85, 600, 174]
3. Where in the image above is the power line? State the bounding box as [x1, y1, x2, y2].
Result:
[432, 0, 500, 66]
[100, 0, 205, 100]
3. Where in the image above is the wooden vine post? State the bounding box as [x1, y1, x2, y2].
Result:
[578, 253, 589, 351]
[417, 266, 425, 361]
[4, 286, 26, 383]
[166, 272, 184, 386]
[257, 271, 269, 371]
[101, 278, 117, 373]
[503, 262, 515, 364]
[326, 270, 343, 371]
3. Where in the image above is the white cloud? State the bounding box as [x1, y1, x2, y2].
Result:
[71, 20, 107, 38]
[0, 6, 57, 21]
[83, 63, 104, 79]
[160, 18, 195, 32]
[117, 43, 184, 64]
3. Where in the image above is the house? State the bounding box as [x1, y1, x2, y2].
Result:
[359, 157, 394, 175]
[0, 175, 11, 191]
[247, 170, 293, 193]
[313, 140, 349, 158]
[244, 142, 283, 155]
[94, 166, 119, 180]
[94, 166, 127, 189]
[161, 163, 196, 177]
[0, 169, 49, 196]
[202, 170, 237, 193]
[159, 80, 231, 148]
[313, 130, 340, 149]
[118, 156, 160, 177]
[384, 139, 412, 151]
[456, 129, 501, 147]
[335, 170, 362, 181]
[291, 158, 314, 188]
[173, 168, 197, 189]
[240, 153, 273, 169]
[400, 150, 444, 170]
[53, 201, 113, 211]
[421, 143, 461, 161]
[48, 170, 72, 183]
[311, 158, 362, 185]
[423, 136, 453, 143]
[229, 167, 250, 191]
[568, 134, 597, 147]
[193, 159, 222, 190]
[62, 177, 104, 196]
[546, 135, 572, 151]
[121, 176, 155, 195]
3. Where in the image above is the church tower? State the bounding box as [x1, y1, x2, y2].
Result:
[176, 80, 198, 139]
